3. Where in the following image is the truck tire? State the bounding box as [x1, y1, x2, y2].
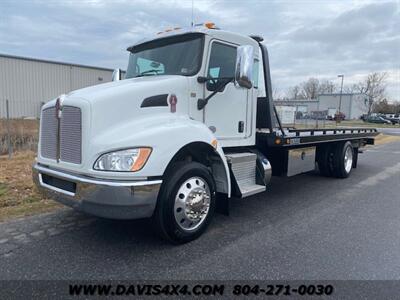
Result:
[317, 145, 334, 177]
[153, 161, 216, 244]
[332, 141, 354, 178]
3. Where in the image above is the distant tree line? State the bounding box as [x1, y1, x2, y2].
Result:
[373, 99, 400, 114]
[282, 72, 398, 114]
[287, 78, 337, 100]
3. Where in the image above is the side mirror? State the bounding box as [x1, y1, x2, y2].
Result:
[112, 68, 122, 81]
[235, 45, 254, 89]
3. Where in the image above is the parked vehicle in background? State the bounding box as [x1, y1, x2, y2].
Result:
[311, 111, 327, 120]
[327, 112, 345, 121]
[382, 114, 400, 125]
[326, 108, 337, 120]
[334, 112, 346, 121]
[32, 24, 378, 243]
[364, 115, 392, 124]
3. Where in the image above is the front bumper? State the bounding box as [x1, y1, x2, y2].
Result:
[32, 163, 162, 219]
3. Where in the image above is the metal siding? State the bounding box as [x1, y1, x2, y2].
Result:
[0, 55, 114, 118]
[318, 95, 350, 117]
[350, 94, 368, 119]
[71, 66, 111, 90]
[275, 95, 368, 120]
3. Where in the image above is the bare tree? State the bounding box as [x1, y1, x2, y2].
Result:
[287, 85, 303, 100]
[318, 80, 336, 94]
[373, 99, 400, 114]
[349, 72, 388, 114]
[300, 78, 320, 99]
[272, 87, 285, 100]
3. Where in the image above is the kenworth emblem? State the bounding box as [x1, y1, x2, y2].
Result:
[55, 94, 65, 118]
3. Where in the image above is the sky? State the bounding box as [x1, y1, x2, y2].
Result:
[0, 0, 399, 100]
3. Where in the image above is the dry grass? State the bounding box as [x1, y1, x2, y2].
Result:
[0, 151, 60, 222]
[0, 119, 39, 155]
[373, 133, 400, 145]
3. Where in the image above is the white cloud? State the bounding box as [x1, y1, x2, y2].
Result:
[0, 0, 398, 100]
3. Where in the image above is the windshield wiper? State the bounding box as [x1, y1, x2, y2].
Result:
[136, 69, 162, 77]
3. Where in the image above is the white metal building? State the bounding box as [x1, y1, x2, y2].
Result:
[275, 93, 368, 120]
[0, 54, 120, 118]
[317, 93, 368, 119]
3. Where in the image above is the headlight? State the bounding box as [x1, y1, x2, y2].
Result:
[94, 148, 152, 172]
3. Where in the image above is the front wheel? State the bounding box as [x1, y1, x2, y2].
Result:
[152, 162, 216, 244]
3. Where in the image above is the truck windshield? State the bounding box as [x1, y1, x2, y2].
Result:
[125, 33, 204, 79]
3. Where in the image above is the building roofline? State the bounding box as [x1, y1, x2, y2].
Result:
[318, 93, 365, 96]
[274, 99, 319, 103]
[0, 53, 125, 73]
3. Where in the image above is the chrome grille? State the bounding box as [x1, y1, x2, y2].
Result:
[60, 106, 82, 164]
[40, 105, 82, 164]
[40, 107, 57, 160]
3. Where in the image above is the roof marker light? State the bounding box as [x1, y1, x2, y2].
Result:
[204, 22, 216, 29]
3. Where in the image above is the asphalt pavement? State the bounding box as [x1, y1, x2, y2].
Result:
[1, 141, 400, 280]
[378, 127, 400, 136]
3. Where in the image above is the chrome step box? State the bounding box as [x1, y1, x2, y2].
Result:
[226, 152, 266, 198]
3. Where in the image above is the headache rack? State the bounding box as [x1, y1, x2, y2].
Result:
[255, 41, 379, 149]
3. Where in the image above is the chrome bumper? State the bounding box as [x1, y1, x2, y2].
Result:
[32, 163, 162, 219]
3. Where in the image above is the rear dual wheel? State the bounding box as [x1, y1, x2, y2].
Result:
[318, 141, 354, 178]
[332, 141, 354, 178]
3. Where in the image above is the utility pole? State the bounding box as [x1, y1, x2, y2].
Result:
[6, 99, 12, 158]
[337, 74, 344, 124]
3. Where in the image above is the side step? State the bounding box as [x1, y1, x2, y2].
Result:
[226, 153, 266, 198]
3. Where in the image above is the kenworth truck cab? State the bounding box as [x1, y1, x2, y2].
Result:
[33, 24, 378, 243]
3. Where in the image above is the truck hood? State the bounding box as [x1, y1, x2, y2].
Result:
[68, 75, 187, 103]
[67, 75, 190, 133]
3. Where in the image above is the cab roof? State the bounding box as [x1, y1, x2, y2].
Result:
[127, 26, 260, 52]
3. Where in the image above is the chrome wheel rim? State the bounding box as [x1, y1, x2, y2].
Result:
[174, 177, 211, 231]
[344, 147, 353, 173]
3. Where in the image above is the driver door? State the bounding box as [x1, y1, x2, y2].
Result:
[204, 41, 250, 143]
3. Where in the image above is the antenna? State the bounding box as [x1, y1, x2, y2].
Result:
[191, 0, 194, 27]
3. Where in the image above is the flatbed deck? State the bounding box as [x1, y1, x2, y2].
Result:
[257, 127, 379, 147]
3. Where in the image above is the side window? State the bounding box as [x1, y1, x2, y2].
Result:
[207, 42, 237, 91]
[137, 57, 165, 75]
[253, 59, 259, 89]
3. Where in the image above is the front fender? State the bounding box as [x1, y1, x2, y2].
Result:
[90, 115, 231, 195]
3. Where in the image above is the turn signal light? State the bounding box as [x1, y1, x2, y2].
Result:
[131, 148, 152, 172]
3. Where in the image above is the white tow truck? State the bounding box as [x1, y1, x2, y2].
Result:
[33, 23, 378, 243]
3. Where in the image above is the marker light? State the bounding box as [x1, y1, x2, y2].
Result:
[211, 139, 218, 149]
[204, 22, 216, 29]
[169, 94, 177, 113]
